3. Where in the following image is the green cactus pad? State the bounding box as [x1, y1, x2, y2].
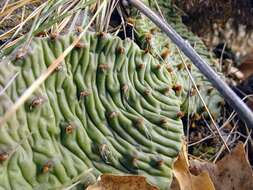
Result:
[133, 0, 224, 118]
[0, 32, 184, 190]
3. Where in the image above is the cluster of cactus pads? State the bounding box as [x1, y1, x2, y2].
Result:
[0, 1, 225, 190]
[134, 0, 224, 117]
[0, 32, 184, 189]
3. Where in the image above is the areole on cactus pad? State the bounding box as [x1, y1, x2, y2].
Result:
[0, 32, 184, 190]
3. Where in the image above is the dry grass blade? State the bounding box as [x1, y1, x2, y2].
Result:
[104, 0, 119, 32]
[0, 0, 11, 13]
[116, 6, 127, 37]
[213, 121, 238, 163]
[176, 47, 230, 152]
[60, 168, 93, 190]
[0, 0, 107, 127]
[94, 0, 120, 33]
[0, 11, 12, 26]
[2, 36, 22, 50]
[188, 135, 213, 147]
[152, 0, 166, 21]
[0, 72, 19, 96]
[186, 80, 192, 148]
[221, 94, 253, 128]
[0, 0, 38, 17]
[211, 94, 253, 162]
[0, 2, 47, 41]
[53, 0, 79, 33]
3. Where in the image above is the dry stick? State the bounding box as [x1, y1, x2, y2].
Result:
[188, 135, 213, 147]
[244, 130, 252, 147]
[0, 2, 46, 41]
[153, 0, 166, 21]
[184, 43, 197, 150]
[186, 77, 192, 150]
[0, 72, 19, 96]
[2, 36, 23, 50]
[54, 0, 79, 33]
[0, 0, 107, 127]
[68, 10, 82, 32]
[233, 131, 248, 138]
[4, 0, 35, 8]
[0, 0, 38, 17]
[104, 0, 119, 32]
[188, 154, 207, 162]
[0, 0, 11, 13]
[21, 5, 26, 25]
[0, 11, 12, 26]
[219, 42, 226, 72]
[117, 6, 127, 38]
[125, 0, 253, 128]
[177, 48, 230, 151]
[213, 120, 238, 163]
[97, 0, 107, 32]
[202, 115, 218, 135]
[58, 16, 72, 33]
[221, 94, 253, 128]
[60, 168, 93, 190]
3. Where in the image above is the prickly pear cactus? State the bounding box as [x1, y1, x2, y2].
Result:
[133, 0, 224, 118]
[0, 32, 184, 190]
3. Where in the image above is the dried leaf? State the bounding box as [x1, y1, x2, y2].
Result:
[238, 53, 253, 80]
[172, 145, 215, 190]
[190, 142, 253, 190]
[228, 66, 244, 80]
[86, 174, 158, 190]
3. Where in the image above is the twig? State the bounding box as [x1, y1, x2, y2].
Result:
[188, 135, 213, 147]
[0, 72, 19, 96]
[219, 42, 226, 71]
[244, 130, 252, 147]
[213, 120, 238, 163]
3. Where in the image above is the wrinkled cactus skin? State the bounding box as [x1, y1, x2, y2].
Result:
[133, 0, 224, 118]
[0, 32, 184, 190]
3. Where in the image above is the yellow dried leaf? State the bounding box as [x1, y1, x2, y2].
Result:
[172, 145, 215, 190]
[86, 174, 158, 190]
